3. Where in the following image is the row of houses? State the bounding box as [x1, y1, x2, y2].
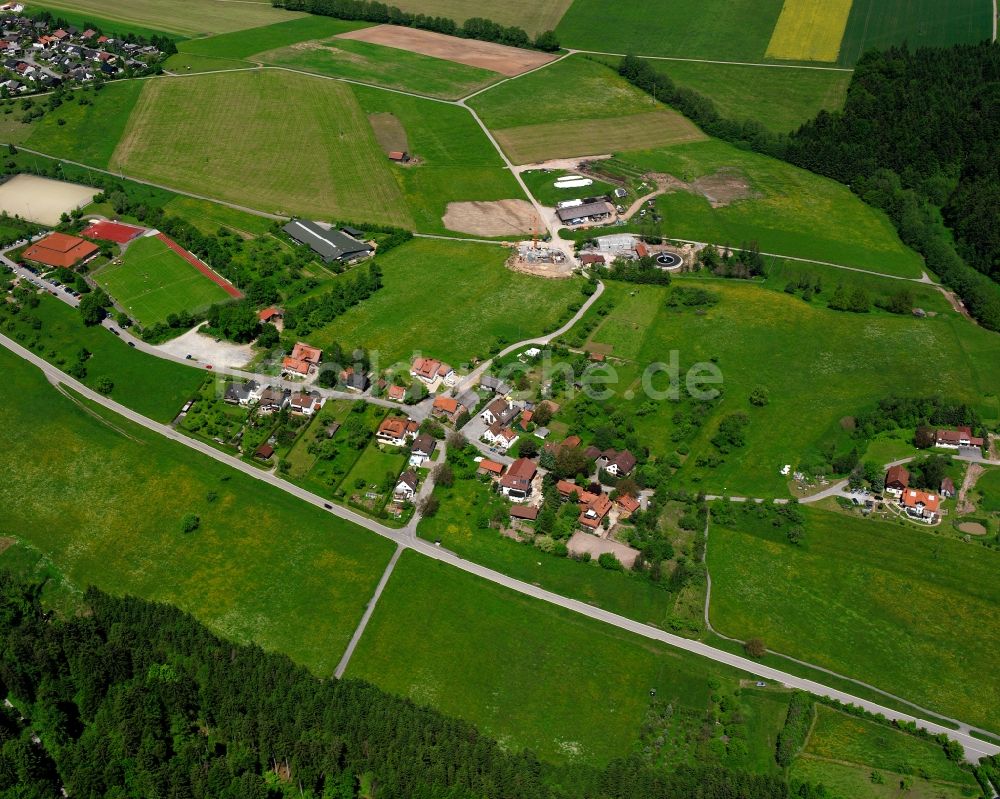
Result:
[1, 10, 164, 94]
[223, 380, 323, 416]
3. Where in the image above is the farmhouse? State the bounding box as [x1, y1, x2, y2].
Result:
[376, 416, 419, 447]
[394, 470, 419, 503]
[431, 395, 466, 424]
[411, 356, 455, 386]
[282, 342, 322, 376]
[409, 433, 437, 467]
[935, 427, 984, 448]
[499, 457, 537, 502]
[883, 465, 910, 497]
[282, 220, 373, 264]
[555, 200, 613, 226]
[900, 488, 940, 522]
[21, 232, 98, 268]
[595, 448, 637, 477]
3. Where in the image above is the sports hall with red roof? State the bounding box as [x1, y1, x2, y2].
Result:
[21, 232, 99, 269]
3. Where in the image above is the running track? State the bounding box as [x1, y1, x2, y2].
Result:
[156, 233, 243, 299]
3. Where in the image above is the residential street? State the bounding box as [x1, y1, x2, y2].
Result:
[2, 332, 997, 762]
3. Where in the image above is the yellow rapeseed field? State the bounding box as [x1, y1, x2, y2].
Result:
[765, 0, 854, 62]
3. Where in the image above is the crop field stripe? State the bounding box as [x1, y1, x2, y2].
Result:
[765, 0, 855, 62]
[494, 110, 707, 165]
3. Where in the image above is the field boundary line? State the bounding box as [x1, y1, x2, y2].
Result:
[334, 544, 403, 678]
[570, 48, 854, 72]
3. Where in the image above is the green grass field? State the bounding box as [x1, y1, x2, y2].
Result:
[606, 138, 925, 276]
[0, 347, 395, 674]
[179, 15, 369, 59]
[520, 168, 619, 207]
[163, 52, 256, 73]
[555, 0, 785, 61]
[790, 756, 974, 799]
[347, 551, 748, 764]
[0, 295, 203, 421]
[26, 0, 301, 37]
[26, 80, 145, 168]
[707, 506, 1000, 731]
[0, 113, 33, 146]
[25, 2, 179, 39]
[300, 238, 584, 366]
[386, 0, 572, 35]
[351, 85, 530, 234]
[109, 71, 410, 227]
[162, 196, 276, 238]
[469, 56, 661, 129]
[800, 706, 978, 786]
[572, 279, 999, 497]
[975, 468, 1000, 514]
[643, 60, 851, 133]
[838, 0, 993, 66]
[94, 235, 232, 327]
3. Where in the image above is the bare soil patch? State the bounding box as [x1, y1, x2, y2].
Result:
[154, 323, 254, 369]
[368, 112, 409, 155]
[957, 463, 984, 515]
[0, 536, 14, 555]
[660, 168, 757, 208]
[442, 200, 543, 237]
[0, 174, 97, 225]
[336, 25, 556, 76]
[567, 530, 639, 569]
[957, 522, 987, 536]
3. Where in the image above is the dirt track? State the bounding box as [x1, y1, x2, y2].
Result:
[336, 25, 556, 76]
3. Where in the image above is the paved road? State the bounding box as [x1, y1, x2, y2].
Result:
[3, 333, 996, 762]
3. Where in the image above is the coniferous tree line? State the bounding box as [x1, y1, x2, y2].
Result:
[616, 46, 1000, 332]
[270, 0, 560, 52]
[0, 574, 801, 799]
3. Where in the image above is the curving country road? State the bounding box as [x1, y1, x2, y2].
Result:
[2, 332, 997, 762]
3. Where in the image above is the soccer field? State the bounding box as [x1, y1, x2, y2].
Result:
[94, 235, 232, 328]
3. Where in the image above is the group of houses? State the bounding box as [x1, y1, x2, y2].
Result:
[224, 379, 324, 417]
[0, 9, 165, 94]
[281, 342, 323, 378]
[884, 464, 946, 524]
[372, 414, 438, 507]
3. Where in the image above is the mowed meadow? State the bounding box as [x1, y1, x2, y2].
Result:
[109, 71, 411, 225]
[707, 505, 1000, 732]
[0, 348, 395, 674]
[347, 552, 749, 764]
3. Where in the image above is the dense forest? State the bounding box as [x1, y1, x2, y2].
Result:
[0, 573, 806, 798]
[618, 43, 1000, 331]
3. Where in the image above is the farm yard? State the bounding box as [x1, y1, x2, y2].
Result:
[109, 71, 411, 226]
[596, 139, 926, 276]
[93, 234, 235, 328]
[298, 238, 585, 366]
[346, 551, 749, 764]
[0, 348, 396, 674]
[0, 174, 96, 226]
[707, 504, 1000, 731]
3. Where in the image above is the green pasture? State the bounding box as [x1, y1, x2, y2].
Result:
[838, 0, 993, 66]
[610, 138, 926, 276]
[108, 71, 410, 227]
[572, 280, 998, 497]
[163, 53, 256, 73]
[342, 441, 407, 495]
[0, 295, 202, 421]
[0, 113, 32, 146]
[386, 0, 572, 35]
[25, 2, 179, 40]
[26, 0, 301, 37]
[351, 85, 528, 234]
[976, 468, 1000, 514]
[790, 756, 974, 799]
[94, 235, 232, 327]
[555, 0, 784, 61]
[0, 347, 394, 674]
[707, 505, 1000, 731]
[469, 55, 659, 129]
[300, 238, 584, 366]
[162, 196, 276, 238]
[520, 168, 619, 207]
[347, 551, 748, 764]
[179, 15, 368, 59]
[26, 80, 145, 168]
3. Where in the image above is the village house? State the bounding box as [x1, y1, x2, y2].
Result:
[387, 384, 406, 402]
[499, 457, 537, 502]
[477, 459, 505, 478]
[410, 356, 456, 387]
[224, 380, 261, 407]
[254, 443, 274, 461]
[290, 391, 322, 416]
[935, 427, 984, 449]
[615, 494, 640, 517]
[484, 425, 518, 453]
[480, 397, 518, 427]
[431, 395, 466, 424]
[595, 448, 637, 477]
[900, 488, 940, 522]
[376, 416, 419, 447]
[940, 477, 956, 498]
[282, 342, 322, 377]
[257, 386, 290, 414]
[409, 433, 437, 467]
[479, 375, 512, 396]
[557, 481, 612, 529]
[883, 464, 910, 497]
[394, 470, 419, 503]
